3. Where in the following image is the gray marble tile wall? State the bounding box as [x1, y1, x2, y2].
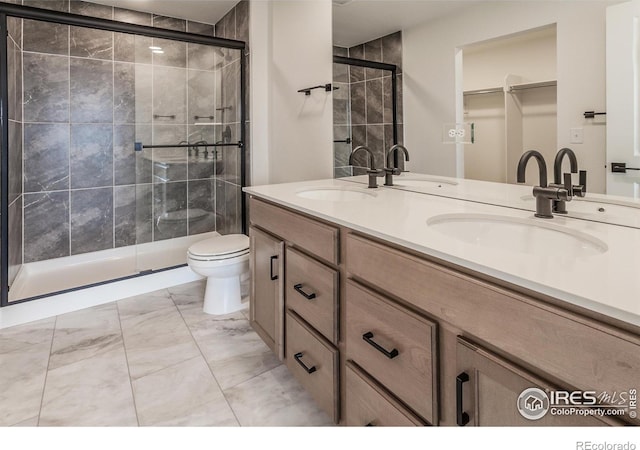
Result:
[215, 1, 249, 235]
[11, 0, 246, 265]
[332, 31, 404, 178]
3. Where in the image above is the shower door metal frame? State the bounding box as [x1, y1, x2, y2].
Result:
[332, 55, 399, 165]
[0, 3, 248, 307]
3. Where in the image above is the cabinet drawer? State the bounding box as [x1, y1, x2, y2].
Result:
[285, 310, 339, 423]
[285, 247, 339, 344]
[345, 361, 426, 426]
[250, 198, 339, 265]
[345, 281, 438, 424]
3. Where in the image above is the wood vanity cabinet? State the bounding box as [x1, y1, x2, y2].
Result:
[249, 198, 341, 423]
[249, 226, 284, 359]
[248, 196, 640, 427]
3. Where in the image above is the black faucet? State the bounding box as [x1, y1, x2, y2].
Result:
[178, 140, 191, 157]
[384, 144, 410, 186]
[517, 150, 572, 219]
[193, 140, 209, 158]
[349, 145, 384, 188]
[551, 148, 587, 213]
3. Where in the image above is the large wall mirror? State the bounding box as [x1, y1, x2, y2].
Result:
[332, 0, 640, 229]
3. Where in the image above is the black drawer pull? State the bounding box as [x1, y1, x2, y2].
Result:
[269, 255, 278, 280]
[293, 283, 316, 300]
[362, 331, 399, 359]
[293, 352, 316, 374]
[456, 372, 470, 426]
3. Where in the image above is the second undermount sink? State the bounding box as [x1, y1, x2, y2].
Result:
[296, 186, 377, 201]
[393, 176, 458, 189]
[427, 213, 608, 258]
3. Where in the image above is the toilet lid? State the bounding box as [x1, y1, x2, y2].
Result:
[188, 234, 249, 258]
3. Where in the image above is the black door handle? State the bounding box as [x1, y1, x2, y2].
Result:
[456, 372, 470, 426]
[362, 331, 399, 359]
[293, 352, 316, 374]
[293, 283, 316, 300]
[269, 255, 278, 280]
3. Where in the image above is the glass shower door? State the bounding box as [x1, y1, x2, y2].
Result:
[133, 42, 243, 273]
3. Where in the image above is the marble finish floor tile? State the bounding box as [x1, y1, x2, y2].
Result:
[0, 317, 56, 352]
[39, 347, 137, 426]
[49, 303, 123, 370]
[224, 365, 333, 426]
[0, 347, 52, 426]
[119, 297, 201, 380]
[0, 318, 55, 426]
[11, 416, 39, 427]
[132, 356, 238, 426]
[0, 281, 336, 427]
[179, 306, 280, 390]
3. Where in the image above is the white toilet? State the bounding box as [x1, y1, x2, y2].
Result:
[187, 234, 250, 315]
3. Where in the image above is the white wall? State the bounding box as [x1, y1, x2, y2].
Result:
[250, 0, 334, 186]
[404, 1, 610, 193]
[463, 26, 557, 91]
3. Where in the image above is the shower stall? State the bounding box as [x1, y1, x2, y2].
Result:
[0, 3, 247, 305]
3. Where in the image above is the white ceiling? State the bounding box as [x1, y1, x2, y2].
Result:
[332, 0, 477, 48]
[90, 0, 238, 25]
[87, 1, 488, 47]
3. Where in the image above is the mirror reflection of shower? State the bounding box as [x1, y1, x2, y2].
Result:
[332, 31, 404, 178]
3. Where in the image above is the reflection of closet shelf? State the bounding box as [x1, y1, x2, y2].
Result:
[464, 87, 502, 96]
[464, 80, 557, 96]
[508, 79, 556, 92]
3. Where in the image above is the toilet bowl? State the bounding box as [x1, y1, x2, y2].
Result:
[187, 234, 250, 315]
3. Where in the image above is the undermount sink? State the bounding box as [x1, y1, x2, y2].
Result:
[296, 186, 377, 201]
[393, 177, 458, 188]
[427, 213, 608, 258]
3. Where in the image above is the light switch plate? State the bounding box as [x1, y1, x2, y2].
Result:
[570, 128, 583, 144]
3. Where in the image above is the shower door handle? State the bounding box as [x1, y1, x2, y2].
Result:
[269, 255, 278, 281]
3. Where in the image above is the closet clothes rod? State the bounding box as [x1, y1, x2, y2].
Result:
[464, 81, 557, 96]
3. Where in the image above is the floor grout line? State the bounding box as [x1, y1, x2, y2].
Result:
[170, 288, 243, 427]
[36, 315, 58, 427]
[115, 300, 141, 427]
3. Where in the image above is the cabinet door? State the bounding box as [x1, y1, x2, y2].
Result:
[456, 338, 619, 426]
[250, 226, 284, 360]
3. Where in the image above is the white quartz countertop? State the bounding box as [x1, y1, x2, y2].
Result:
[244, 177, 640, 329]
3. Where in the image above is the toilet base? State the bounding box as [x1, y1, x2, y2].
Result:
[203, 275, 246, 315]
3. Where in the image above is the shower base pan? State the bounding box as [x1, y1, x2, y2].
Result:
[9, 232, 217, 302]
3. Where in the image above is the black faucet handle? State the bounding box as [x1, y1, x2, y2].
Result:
[563, 173, 573, 193]
[384, 166, 402, 176]
[578, 170, 587, 194]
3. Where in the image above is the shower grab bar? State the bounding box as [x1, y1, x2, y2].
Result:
[134, 142, 243, 151]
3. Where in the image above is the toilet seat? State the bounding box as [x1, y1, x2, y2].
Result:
[187, 234, 249, 261]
